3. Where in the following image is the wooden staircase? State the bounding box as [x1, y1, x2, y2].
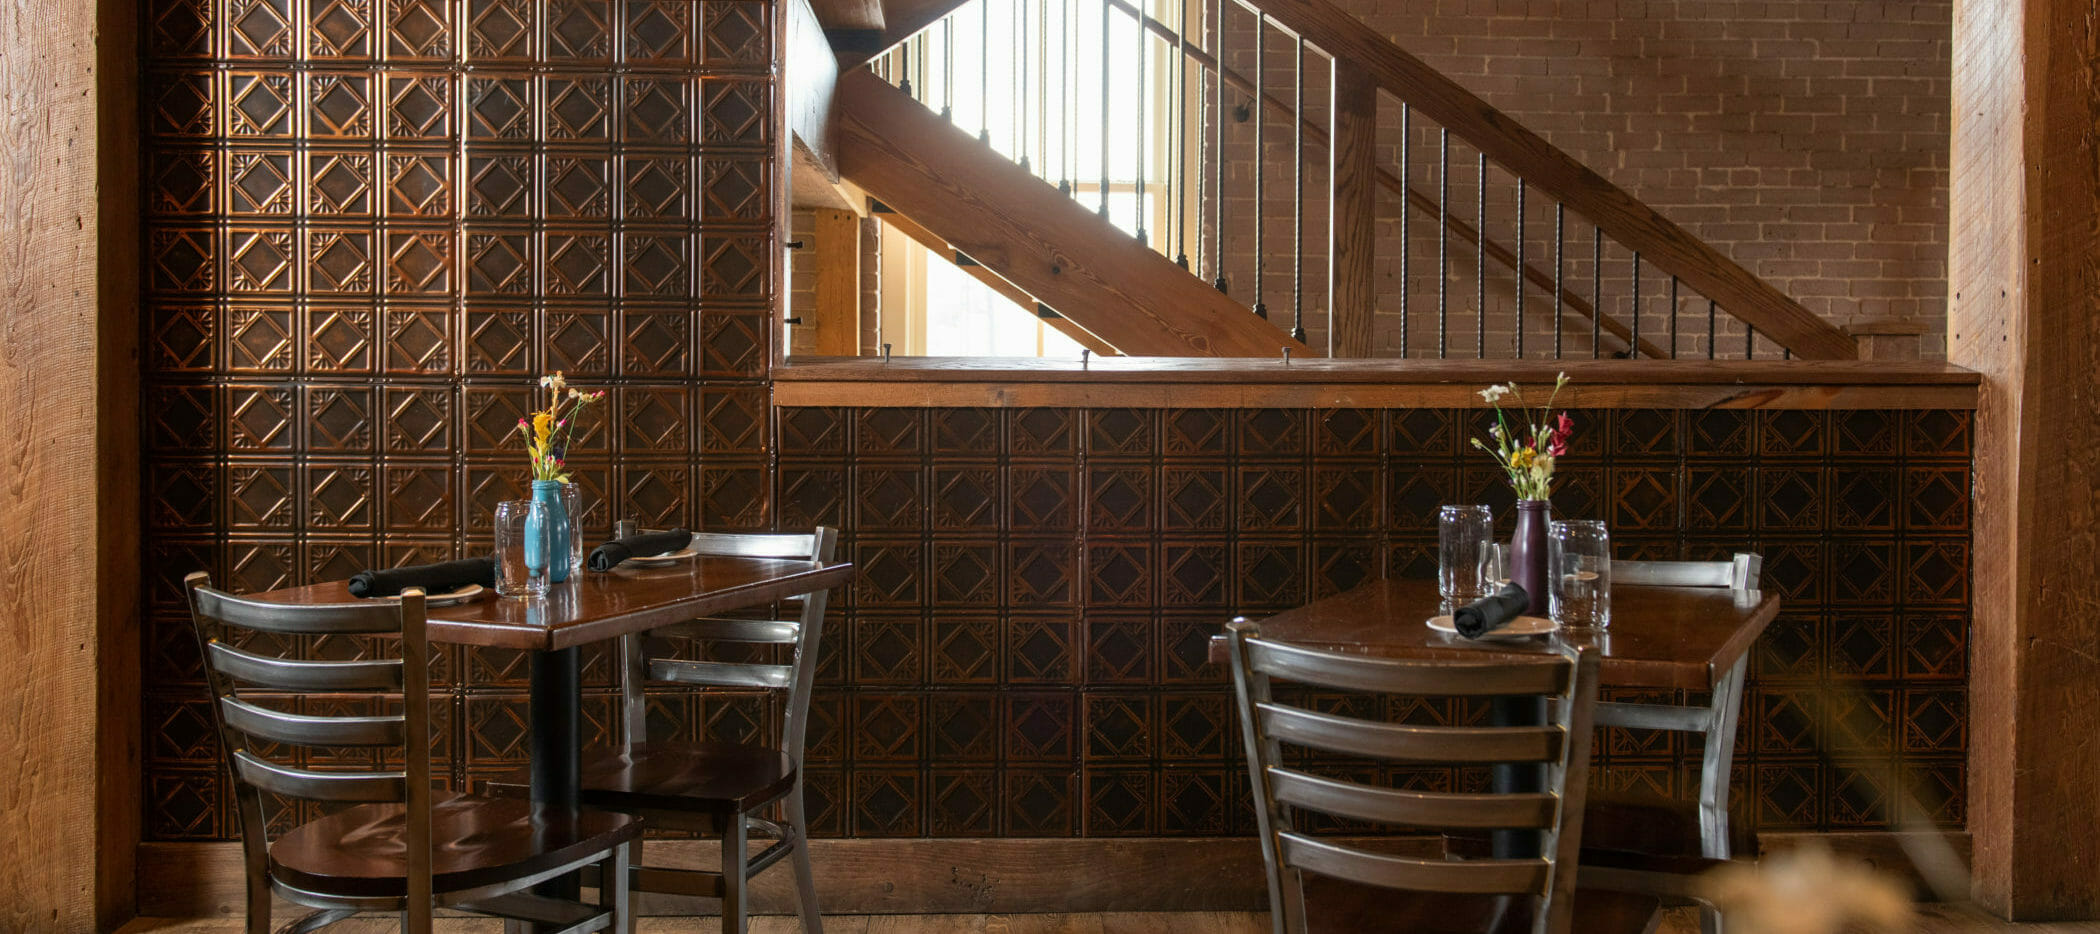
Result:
[793, 0, 1860, 360]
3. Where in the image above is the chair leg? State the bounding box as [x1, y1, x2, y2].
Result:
[784, 785, 824, 934]
[721, 813, 749, 934]
[243, 870, 269, 934]
[601, 840, 634, 934]
[1696, 654, 1750, 934]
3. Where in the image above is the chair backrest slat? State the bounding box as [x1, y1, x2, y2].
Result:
[1267, 767, 1557, 830]
[193, 586, 410, 634]
[1279, 831, 1550, 896]
[233, 750, 408, 803]
[685, 531, 821, 559]
[1258, 703, 1564, 763]
[207, 640, 404, 691]
[1614, 553, 1761, 590]
[653, 617, 801, 645]
[1246, 638, 1569, 696]
[220, 696, 406, 747]
[647, 658, 794, 690]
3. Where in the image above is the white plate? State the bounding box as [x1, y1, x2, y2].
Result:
[1426, 613, 1557, 639]
[622, 547, 699, 568]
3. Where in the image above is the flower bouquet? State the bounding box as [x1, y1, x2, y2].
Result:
[513, 372, 604, 582]
[1469, 373, 1573, 605]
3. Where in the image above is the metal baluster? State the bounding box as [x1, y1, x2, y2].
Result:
[899, 42, 913, 96]
[1251, 14, 1267, 320]
[1629, 251, 1640, 358]
[1134, 0, 1147, 246]
[1398, 104, 1410, 357]
[1174, 0, 1189, 269]
[1590, 227, 1601, 358]
[1668, 276, 1679, 358]
[1037, 0, 1048, 175]
[980, 1, 991, 143]
[1514, 180, 1525, 358]
[942, 17, 954, 120]
[1553, 204, 1564, 359]
[1475, 152, 1486, 359]
[1211, 0, 1226, 293]
[1707, 300, 1717, 360]
[1290, 34, 1304, 343]
[1745, 324, 1755, 359]
[1061, 0, 1074, 194]
[1099, 0, 1111, 218]
[1437, 128, 1449, 358]
[1017, 0, 1029, 170]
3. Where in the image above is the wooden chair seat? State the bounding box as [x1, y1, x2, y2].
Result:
[1581, 790, 1758, 860]
[269, 790, 640, 900]
[1301, 877, 1662, 934]
[487, 741, 798, 819]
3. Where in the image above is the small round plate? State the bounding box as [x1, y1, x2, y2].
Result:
[1426, 614, 1557, 639]
[622, 547, 699, 568]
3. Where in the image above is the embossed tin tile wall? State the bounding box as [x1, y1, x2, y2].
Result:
[775, 406, 1970, 837]
[140, 0, 783, 839]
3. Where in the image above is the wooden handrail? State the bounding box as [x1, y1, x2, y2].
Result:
[1248, 0, 1857, 359]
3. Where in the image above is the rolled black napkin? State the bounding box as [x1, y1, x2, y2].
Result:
[1452, 583, 1533, 639]
[588, 528, 692, 572]
[347, 557, 497, 598]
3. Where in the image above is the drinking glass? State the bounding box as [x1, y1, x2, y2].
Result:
[493, 499, 550, 598]
[560, 483, 586, 574]
[1549, 520, 1611, 628]
[1438, 505, 1496, 605]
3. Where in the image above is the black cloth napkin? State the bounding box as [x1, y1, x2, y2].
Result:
[1453, 583, 1533, 639]
[347, 557, 496, 598]
[588, 528, 692, 572]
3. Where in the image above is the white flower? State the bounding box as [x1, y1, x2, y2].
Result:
[1479, 385, 1511, 404]
[540, 372, 568, 392]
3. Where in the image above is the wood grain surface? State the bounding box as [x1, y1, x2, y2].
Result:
[0, 0, 139, 925]
[872, 207, 1119, 356]
[1949, 0, 2100, 916]
[835, 70, 1308, 358]
[811, 208, 866, 356]
[1326, 60, 1377, 358]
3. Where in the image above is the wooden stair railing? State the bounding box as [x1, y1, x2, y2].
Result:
[836, 69, 1311, 358]
[1251, 0, 1857, 359]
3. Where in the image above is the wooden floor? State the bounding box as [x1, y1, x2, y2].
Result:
[115, 905, 2100, 933]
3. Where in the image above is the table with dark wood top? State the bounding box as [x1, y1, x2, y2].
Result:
[251, 554, 855, 916]
[1207, 577, 1780, 691]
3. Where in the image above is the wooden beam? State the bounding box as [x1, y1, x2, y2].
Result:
[785, 0, 840, 182]
[875, 208, 1121, 357]
[1327, 60, 1376, 357]
[1, 0, 141, 924]
[838, 0, 973, 68]
[808, 0, 883, 34]
[1197, 0, 1859, 360]
[1950, 0, 2100, 918]
[808, 208, 864, 356]
[835, 70, 1306, 358]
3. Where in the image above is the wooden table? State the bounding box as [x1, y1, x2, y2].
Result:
[1207, 577, 1779, 691]
[254, 555, 855, 920]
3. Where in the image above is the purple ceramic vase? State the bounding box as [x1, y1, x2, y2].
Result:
[1509, 499, 1551, 614]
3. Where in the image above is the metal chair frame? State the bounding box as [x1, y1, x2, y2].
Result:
[1228, 619, 1601, 934]
[186, 572, 633, 934]
[611, 524, 837, 934]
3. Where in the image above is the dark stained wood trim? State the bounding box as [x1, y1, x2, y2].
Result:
[834, 70, 1309, 358]
[139, 831, 1968, 917]
[1326, 59, 1377, 358]
[1251, 0, 1858, 360]
[1950, 0, 2100, 917]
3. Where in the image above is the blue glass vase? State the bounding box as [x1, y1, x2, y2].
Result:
[525, 479, 572, 584]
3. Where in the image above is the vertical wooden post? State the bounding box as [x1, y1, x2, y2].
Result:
[0, 0, 140, 926]
[1950, 0, 2100, 918]
[1327, 59, 1376, 358]
[810, 208, 864, 356]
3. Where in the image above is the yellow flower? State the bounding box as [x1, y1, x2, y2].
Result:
[532, 412, 553, 445]
[1511, 448, 1536, 469]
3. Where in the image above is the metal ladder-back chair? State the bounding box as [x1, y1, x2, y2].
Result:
[590, 524, 837, 934]
[186, 572, 639, 934]
[1580, 553, 1763, 934]
[1228, 621, 1659, 934]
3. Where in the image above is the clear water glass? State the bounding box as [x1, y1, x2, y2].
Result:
[560, 483, 586, 574]
[493, 499, 550, 598]
[1549, 520, 1611, 628]
[1438, 505, 1497, 605]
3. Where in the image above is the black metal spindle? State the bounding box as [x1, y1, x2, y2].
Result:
[899, 43, 913, 95]
[1590, 227, 1601, 358]
[1061, 0, 1074, 194]
[1629, 251, 1640, 358]
[1211, 0, 1226, 293]
[1514, 180, 1525, 358]
[1173, 0, 1189, 268]
[1552, 203, 1564, 359]
[1099, 0, 1110, 218]
[1133, 1, 1147, 246]
[1437, 128, 1449, 358]
[1475, 152, 1486, 359]
[980, 2, 991, 143]
[1017, 0, 1029, 170]
[1745, 324, 1755, 359]
[1290, 35, 1304, 342]
[1038, 0, 1047, 174]
[1251, 15, 1267, 319]
[1668, 276, 1679, 358]
[1398, 104, 1410, 358]
[1707, 300, 1717, 360]
[942, 17, 954, 120]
